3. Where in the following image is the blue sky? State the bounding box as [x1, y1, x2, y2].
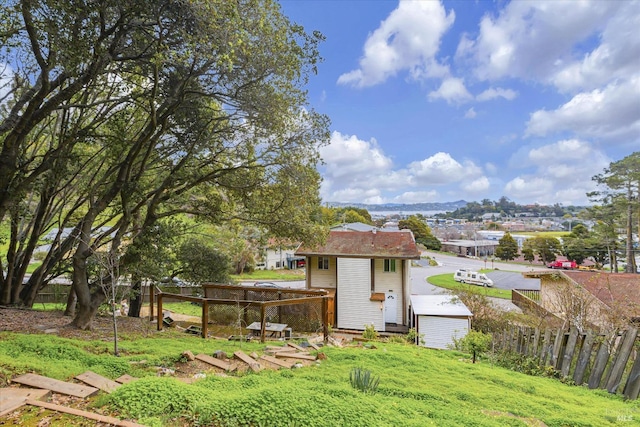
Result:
[280, 0, 640, 206]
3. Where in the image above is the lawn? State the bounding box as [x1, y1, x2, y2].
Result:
[231, 268, 305, 282]
[0, 327, 636, 427]
[428, 273, 512, 299]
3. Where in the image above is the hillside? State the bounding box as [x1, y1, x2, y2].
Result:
[0, 309, 636, 426]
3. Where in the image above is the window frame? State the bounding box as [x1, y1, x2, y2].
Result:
[383, 258, 396, 273]
[318, 256, 330, 270]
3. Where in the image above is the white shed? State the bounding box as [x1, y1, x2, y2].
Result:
[410, 295, 472, 350]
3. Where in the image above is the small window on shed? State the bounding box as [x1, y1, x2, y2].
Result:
[318, 257, 329, 270]
[383, 259, 396, 272]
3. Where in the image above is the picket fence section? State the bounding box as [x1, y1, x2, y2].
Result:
[492, 325, 640, 400]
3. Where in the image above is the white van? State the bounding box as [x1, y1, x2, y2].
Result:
[453, 269, 494, 287]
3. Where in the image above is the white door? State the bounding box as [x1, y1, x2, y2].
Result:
[385, 292, 397, 323]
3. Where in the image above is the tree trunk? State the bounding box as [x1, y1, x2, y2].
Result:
[64, 287, 77, 317]
[128, 277, 143, 318]
[70, 293, 105, 330]
[625, 186, 635, 273]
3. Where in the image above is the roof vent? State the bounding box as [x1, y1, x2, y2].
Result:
[372, 229, 377, 234]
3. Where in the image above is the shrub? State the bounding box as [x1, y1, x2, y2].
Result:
[362, 324, 378, 341]
[349, 367, 380, 394]
[454, 330, 492, 363]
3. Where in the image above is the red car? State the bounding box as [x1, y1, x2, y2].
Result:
[547, 260, 577, 269]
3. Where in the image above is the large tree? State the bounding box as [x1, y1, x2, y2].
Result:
[399, 215, 440, 250]
[590, 152, 640, 274]
[495, 232, 518, 261]
[0, 0, 330, 329]
[522, 236, 562, 264]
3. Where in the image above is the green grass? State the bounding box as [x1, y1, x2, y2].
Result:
[428, 273, 512, 299]
[0, 331, 636, 426]
[231, 268, 305, 282]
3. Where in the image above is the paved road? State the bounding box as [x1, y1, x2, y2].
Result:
[411, 251, 542, 312]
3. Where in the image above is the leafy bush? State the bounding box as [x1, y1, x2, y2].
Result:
[349, 367, 380, 394]
[362, 324, 378, 340]
[453, 330, 492, 363]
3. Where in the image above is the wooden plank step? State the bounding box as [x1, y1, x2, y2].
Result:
[12, 373, 98, 398]
[195, 354, 235, 372]
[307, 342, 320, 351]
[287, 342, 308, 352]
[234, 350, 262, 372]
[264, 346, 296, 354]
[0, 388, 50, 417]
[27, 399, 145, 427]
[114, 374, 137, 384]
[275, 352, 316, 361]
[259, 355, 295, 369]
[75, 371, 121, 394]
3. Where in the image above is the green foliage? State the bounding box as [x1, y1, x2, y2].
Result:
[428, 273, 512, 299]
[522, 236, 562, 264]
[177, 236, 231, 284]
[362, 323, 378, 340]
[398, 215, 441, 250]
[495, 232, 518, 261]
[349, 367, 380, 394]
[1, 332, 636, 426]
[454, 330, 492, 363]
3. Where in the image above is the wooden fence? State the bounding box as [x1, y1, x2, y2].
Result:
[492, 325, 640, 400]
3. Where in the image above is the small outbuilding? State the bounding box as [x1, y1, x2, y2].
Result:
[410, 295, 472, 350]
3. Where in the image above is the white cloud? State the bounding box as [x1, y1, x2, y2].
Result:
[464, 107, 477, 119]
[504, 140, 610, 205]
[319, 132, 494, 203]
[456, 1, 623, 84]
[407, 152, 482, 185]
[392, 190, 439, 204]
[321, 131, 393, 179]
[525, 77, 640, 143]
[428, 77, 473, 104]
[476, 87, 517, 102]
[550, 1, 640, 93]
[462, 176, 490, 193]
[337, 0, 455, 87]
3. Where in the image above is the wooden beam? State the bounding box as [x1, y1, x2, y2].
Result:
[275, 352, 316, 361]
[234, 351, 262, 372]
[27, 399, 145, 427]
[195, 354, 234, 372]
[75, 371, 121, 394]
[259, 355, 294, 369]
[12, 374, 98, 398]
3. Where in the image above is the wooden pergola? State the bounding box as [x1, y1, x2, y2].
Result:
[152, 284, 330, 343]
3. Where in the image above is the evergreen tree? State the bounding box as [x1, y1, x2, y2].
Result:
[495, 232, 518, 261]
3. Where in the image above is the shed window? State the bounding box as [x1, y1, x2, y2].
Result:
[318, 257, 329, 270]
[383, 259, 396, 272]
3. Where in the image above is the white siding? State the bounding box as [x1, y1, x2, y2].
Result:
[337, 258, 384, 331]
[373, 259, 402, 324]
[417, 316, 469, 350]
[309, 256, 336, 289]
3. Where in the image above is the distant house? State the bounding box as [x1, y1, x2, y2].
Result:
[330, 222, 377, 232]
[440, 239, 498, 258]
[295, 230, 421, 332]
[523, 270, 640, 332]
[256, 239, 304, 270]
[410, 295, 472, 349]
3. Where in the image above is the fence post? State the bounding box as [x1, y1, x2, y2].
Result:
[530, 328, 541, 358]
[322, 296, 328, 343]
[539, 328, 551, 366]
[259, 304, 266, 343]
[202, 300, 208, 339]
[623, 347, 640, 400]
[149, 285, 155, 321]
[550, 329, 564, 369]
[156, 293, 163, 331]
[573, 331, 595, 385]
[588, 338, 610, 389]
[606, 327, 638, 394]
[561, 327, 579, 378]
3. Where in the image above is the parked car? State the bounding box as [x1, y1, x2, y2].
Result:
[253, 281, 282, 288]
[547, 260, 577, 269]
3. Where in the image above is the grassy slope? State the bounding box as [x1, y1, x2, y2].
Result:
[0, 331, 636, 426]
[428, 273, 512, 299]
